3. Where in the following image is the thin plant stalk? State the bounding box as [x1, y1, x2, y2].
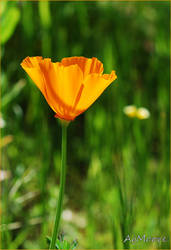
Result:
[49, 123, 67, 249]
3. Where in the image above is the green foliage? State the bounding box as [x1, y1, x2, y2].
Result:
[0, 3, 20, 44]
[1, 1, 170, 250]
[46, 235, 77, 250]
[38, 1, 51, 29]
[1, 80, 25, 109]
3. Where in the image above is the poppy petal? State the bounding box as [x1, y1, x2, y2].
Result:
[61, 56, 104, 77]
[20, 56, 46, 94]
[21, 57, 59, 114]
[38, 61, 84, 109]
[76, 70, 117, 111]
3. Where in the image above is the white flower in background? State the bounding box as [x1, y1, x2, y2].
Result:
[123, 105, 150, 119]
[0, 170, 11, 182]
[62, 209, 87, 228]
[136, 107, 150, 119]
[0, 116, 6, 128]
[62, 209, 73, 222]
[123, 105, 137, 118]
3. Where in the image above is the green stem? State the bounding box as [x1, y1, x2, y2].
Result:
[49, 123, 67, 249]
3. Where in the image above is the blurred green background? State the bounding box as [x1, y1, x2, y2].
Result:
[1, 1, 170, 249]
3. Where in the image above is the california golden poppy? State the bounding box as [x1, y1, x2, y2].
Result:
[21, 56, 117, 121]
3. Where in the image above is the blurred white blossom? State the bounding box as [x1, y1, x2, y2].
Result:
[136, 107, 150, 119]
[0, 116, 6, 128]
[0, 170, 11, 182]
[123, 105, 137, 118]
[62, 209, 87, 228]
[123, 105, 150, 119]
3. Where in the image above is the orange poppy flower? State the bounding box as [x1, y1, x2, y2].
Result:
[21, 56, 117, 121]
